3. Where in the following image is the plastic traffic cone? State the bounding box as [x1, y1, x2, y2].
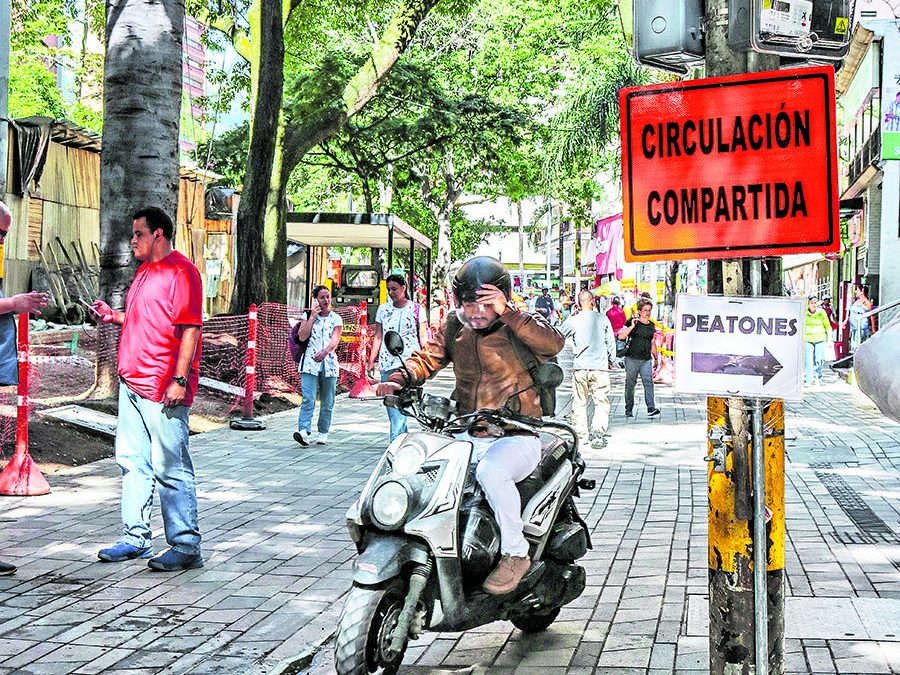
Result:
[0, 452, 50, 496]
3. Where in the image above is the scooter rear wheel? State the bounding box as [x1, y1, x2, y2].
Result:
[511, 607, 560, 633]
[335, 580, 407, 675]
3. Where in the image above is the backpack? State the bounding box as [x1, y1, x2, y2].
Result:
[289, 318, 309, 365]
[444, 312, 558, 417]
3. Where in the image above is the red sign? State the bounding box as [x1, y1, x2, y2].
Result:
[620, 66, 839, 262]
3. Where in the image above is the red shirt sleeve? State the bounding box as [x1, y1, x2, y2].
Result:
[170, 265, 203, 326]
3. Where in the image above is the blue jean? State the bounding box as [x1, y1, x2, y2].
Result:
[381, 369, 408, 441]
[624, 356, 655, 413]
[804, 341, 825, 384]
[298, 368, 337, 434]
[115, 383, 201, 555]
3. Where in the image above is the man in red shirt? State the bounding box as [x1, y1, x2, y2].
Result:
[93, 207, 204, 572]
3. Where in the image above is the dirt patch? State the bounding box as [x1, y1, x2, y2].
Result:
[1, 389, 299, 472]
[2, 417, 117, 473]
[0, 324, 303, 471]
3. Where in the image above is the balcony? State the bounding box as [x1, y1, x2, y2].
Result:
[843, 130, 881, 199]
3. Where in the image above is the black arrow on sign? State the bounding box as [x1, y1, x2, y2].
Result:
[691, 347, 783, 385]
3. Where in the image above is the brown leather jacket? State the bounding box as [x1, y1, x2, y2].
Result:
[388, 307, 565, 418]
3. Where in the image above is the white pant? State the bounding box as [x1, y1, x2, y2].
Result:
[457, 432, 541, 557]
[572, 369, 611, 439]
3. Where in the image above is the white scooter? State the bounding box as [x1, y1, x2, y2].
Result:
[335, 331, 595, 674]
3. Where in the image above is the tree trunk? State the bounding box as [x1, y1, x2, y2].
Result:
[229, 0, 284, 314]
[517, 200, 525, 284]
[362, 175, 373, 213]
[664, 261, 679, 320]
[434, 205, 453, 290]
[98, 0, 184, 396]
[379, 162, 393, 211]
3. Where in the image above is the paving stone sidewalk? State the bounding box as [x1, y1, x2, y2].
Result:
[0, 354, 898, 674]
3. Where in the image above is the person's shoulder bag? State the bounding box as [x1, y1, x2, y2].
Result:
[289, 314, 310, 365]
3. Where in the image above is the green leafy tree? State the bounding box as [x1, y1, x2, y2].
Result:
[193, 0, 450, 311]
[8, 0, 105, 129]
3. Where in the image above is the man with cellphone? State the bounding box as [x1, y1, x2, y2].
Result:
[93, 207, 204, 572]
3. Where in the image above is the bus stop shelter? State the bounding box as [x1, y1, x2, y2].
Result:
[285, 211, 433, 305]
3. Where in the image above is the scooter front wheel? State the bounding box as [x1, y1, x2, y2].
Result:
[335, 580, 407, 675]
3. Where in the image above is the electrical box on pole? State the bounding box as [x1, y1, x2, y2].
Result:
[628, 0, 705, 74]
[728, 0, 854, 60]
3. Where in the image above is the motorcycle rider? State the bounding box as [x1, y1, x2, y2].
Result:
[377, 257, 565, 594]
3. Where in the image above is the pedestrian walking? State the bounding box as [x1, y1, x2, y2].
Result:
[366, 274, 428, 441]
[94, 207, 204, 572]
[804, 295, 832, 386]
[606, 297, 627, 359]
[293, 285, 343, 447]
[534, 288, 555, 322]
[561, 290, 616, 448]
[842, 284, 873, 351]
[558, 291, 571, 321]
[618, 298, 660, 418]
[821, 296, 838, 331]
[0, 200, 50, 576]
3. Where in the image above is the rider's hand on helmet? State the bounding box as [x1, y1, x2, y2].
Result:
[475, 283, 509, 316]
[375, 381, 403, 397]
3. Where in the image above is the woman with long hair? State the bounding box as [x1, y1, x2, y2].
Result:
[366, 274, 428, 440]
[293, 285, 343, 446]
[617, 298, 660, 418]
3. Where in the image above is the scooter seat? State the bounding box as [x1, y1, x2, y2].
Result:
[516, 432, 568, 508]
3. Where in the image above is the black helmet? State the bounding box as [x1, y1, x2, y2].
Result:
[452, 256, 511, 306]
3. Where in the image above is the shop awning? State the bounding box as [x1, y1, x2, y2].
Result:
[285, 212, 432, 250]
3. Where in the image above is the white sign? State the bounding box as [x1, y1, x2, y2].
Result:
[674, 294, 805, 400]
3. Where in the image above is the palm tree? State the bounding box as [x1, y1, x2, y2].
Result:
[97, 0, 184, 394]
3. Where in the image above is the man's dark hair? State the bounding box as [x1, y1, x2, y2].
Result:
[133, 207, 175, 240]
[612, 297, 621, 306]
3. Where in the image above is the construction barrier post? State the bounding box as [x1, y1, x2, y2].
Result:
[349, 302, 373, 398]
[0, 314, 50, 495]
[358, 301, 368, 373]
[229, 304, 266, 431]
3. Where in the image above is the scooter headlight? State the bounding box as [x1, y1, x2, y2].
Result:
[371, 481, 410, 529]
[392, 443, 427, 477]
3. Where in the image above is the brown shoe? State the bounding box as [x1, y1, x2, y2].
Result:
[482, 555, 530, 595]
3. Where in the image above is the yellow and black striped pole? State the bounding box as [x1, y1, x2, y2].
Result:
[707, 397, 785, 674]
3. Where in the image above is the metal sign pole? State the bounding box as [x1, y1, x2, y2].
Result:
[750, 258, 768, 675]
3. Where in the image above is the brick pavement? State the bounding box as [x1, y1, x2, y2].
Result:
[0, 354, 898, 674]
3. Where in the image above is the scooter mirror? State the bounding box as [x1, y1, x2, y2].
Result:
[384, 330, 405, 357]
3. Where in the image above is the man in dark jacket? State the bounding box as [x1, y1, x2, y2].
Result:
[378, 257, 564, 594]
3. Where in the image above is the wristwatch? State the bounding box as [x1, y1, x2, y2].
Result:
[172, 375, 188, 387]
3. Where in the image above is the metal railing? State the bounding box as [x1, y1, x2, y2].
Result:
[847, 130, 881, 186]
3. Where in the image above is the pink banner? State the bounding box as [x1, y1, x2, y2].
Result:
[595, 214, 624, 280]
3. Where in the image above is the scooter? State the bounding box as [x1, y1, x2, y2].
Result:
[335, 331, 595, 674]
